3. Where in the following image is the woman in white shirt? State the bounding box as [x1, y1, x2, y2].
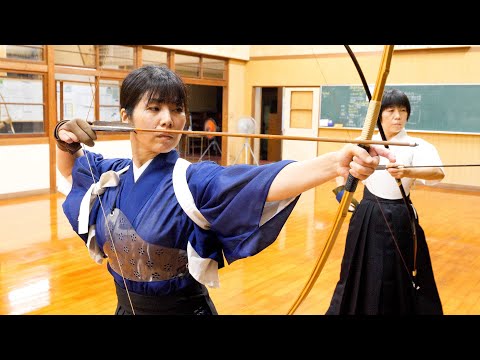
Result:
[327, 89, 445, 315]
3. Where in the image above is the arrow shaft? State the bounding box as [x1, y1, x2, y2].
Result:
[91, 124, 418, 147]
[376, 164, 480, 170]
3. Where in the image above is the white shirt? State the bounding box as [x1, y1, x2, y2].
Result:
[364, 129, 445, 199]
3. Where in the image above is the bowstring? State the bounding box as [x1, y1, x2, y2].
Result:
[81, 45, 136, 314]
[311, 46, 413, 278]
[344, 45, 418, 288]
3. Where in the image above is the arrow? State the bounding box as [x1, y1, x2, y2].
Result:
[90, 123, 418, 147]
[376, 164, 480, 170]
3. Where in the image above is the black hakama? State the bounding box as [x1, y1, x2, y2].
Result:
[326, 187, 443, 315]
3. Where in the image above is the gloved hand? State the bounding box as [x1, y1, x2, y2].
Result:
[54, 119, 97, 154]
[332, 185, 359, 212]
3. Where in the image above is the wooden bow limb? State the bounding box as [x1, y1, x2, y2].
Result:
[346, 45, 419, 284]
[91, 123, 417, 147]
[287, 45, 395, 315]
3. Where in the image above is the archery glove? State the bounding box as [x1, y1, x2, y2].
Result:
[332, 185, 359, 212]
[54, 119, 97, 154]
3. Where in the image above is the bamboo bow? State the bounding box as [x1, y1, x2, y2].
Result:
[345, 45, 420, 290]
[287, 45, 395, 314]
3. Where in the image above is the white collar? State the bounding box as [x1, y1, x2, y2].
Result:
[132, 159, 153, 182]
[390, 128, 408, 141]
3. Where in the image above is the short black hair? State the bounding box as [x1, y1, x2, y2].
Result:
[380, 89, 411, 120]
[120, 65, 188, 117]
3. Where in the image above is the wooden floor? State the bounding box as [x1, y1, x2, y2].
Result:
[1, 181, 479, 315]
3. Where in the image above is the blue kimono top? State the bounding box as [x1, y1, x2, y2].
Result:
[63, 150, 299, 296]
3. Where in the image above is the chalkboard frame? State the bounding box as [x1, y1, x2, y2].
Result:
[319, 84, 480, 134]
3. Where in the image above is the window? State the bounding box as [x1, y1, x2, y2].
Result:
[1, 45, 227, 139]
[175, 54, 200, 77]
[55, 74, 96, 123]
[175, 53, 226, 80]
[142, 49, 168, 67]
[202, 57, 225, 80]
[0, 72, 44, 134]
[99, 79, 121, 121]
[99, 45, 135, 71]
[54, 45, 96, 67]
[0, 45, 44, 61]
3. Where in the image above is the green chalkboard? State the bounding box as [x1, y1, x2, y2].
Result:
[320, 85, 480, 133]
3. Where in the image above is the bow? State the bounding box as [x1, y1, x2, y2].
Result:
[287, 45, 395, 314]
[344, 45, 419, 285]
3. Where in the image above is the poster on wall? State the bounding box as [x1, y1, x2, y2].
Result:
[0, 78, 44, 121]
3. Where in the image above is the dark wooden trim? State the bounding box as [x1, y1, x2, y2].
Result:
[221, 84, 228, 166]
[168, 51, 175, 71]
[136, 46, 143, 67]
[165, 48, 229, 60]
[181, 77, 227, 86]
[0, 136, 48, 145]
[94, 77, 100, 121]
[59, 81, 64, 120]
[46, 46, 57, 193]
[220, 61, 229, 166]
[54, 65, 128, 79]
[199, 57, 204, 79]
[0, 59, 48, 72]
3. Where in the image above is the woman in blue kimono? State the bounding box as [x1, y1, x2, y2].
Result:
[55, 65, 394, 315]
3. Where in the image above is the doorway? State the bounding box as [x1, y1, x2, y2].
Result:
[185, 84, 223, 162]
[259, 87, 282, 163]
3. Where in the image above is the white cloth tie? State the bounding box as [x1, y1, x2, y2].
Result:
[78, 166, 129, 235]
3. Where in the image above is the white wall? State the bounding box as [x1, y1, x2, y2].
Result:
[248, 45, 473, 58]
[0, 140, 132, 196]
[85, 139, 132, 158]
[0, 144, 50, 195]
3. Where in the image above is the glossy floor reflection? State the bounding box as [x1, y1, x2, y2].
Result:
[1, 183, 479, 315]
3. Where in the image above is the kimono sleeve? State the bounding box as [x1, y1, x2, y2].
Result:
[187, 160, 300, 264]
[62, 151, 130, 242]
